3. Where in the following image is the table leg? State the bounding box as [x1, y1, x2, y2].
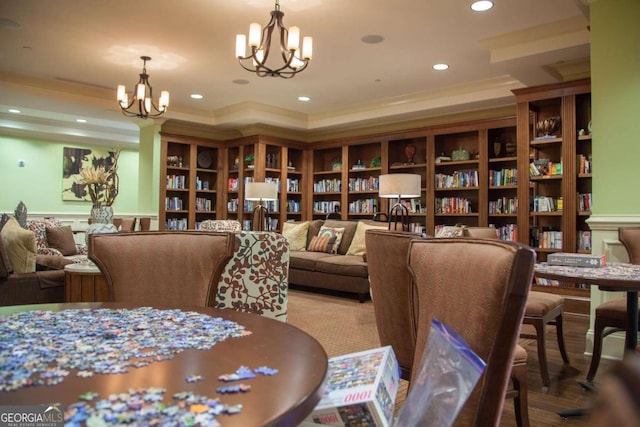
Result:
[625, 291, 638, 352]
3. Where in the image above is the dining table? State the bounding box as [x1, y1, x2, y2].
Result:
[0, 302, 328, 426]
[534, 261, 640, 419]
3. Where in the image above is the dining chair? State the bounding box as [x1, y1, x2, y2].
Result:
[367, 229, 530, 427]
[407, 237, 535, 426]
[586, 226, 640, 382]
[463, 226, 570, 387]
[138, 217, 151, 231]
[89, 231, 234, 307]
[118, 217, 137, 232]
[365, 229, 421, 380]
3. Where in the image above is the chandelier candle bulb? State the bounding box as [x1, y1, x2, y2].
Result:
[249, 23, 262, 47]
[159, 91, 170, 109]
[116, 85, 126, 103]
[236, 34, 247, 57]
[302, 37, 313, 59]
[287, 26, 300, 50]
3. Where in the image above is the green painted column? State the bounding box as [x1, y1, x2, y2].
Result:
[137, 123, 162, 215]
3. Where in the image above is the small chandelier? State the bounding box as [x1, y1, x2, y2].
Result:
[116, 56, 169, 119]
[235, 0, 313, 78]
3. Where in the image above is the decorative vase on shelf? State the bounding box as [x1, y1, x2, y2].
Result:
[404, 143, 416, 164]
[86, 206, 118, 244]
[493, 140, 502, 157]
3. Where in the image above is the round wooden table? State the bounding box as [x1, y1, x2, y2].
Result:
[0, 303, 328, 427]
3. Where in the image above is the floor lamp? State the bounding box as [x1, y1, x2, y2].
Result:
[378, 174, 421, 231]
[245, 182, 278, 231]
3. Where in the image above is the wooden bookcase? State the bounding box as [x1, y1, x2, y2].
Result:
[513, 78, 592, 314]
[159, 133, 224, 230]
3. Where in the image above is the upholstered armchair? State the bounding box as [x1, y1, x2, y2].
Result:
[215, 231, 290, 322]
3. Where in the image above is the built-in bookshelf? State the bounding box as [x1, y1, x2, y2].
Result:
[514, 78, 592, 314]
[159, 134, 223, 230]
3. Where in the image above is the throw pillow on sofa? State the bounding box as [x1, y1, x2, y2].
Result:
[307, 235, 337, 253]
[282, 221, 309, 251]
[346, 221, 389, 256]
[1, 217, 37, 274]
[46, 225, 78, 256]
[27, 217, 64, 256]
[317, 226, 345, 254]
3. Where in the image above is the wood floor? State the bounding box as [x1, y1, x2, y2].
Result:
[499, 313, 615, 426]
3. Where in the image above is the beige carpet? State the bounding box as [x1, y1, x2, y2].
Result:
[286, 288, 539, 415]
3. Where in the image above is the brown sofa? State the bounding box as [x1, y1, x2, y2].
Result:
[288, 219, 388, 302]
[0, 244, 73, 306]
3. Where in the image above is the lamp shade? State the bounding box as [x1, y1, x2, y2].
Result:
[245, 182, 278, 201]
[378, 174, 421, 198]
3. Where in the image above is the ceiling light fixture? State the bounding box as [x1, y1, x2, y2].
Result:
[298, 96, 310, 102]
[471, 1, 494, 12]
[116, 56, 169, 119]
[235, 0, 312, 78]
[433, 63, 449, 71]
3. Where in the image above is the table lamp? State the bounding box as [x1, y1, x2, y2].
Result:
[378, 174, 421, 231]
[245, 181, 278, 231]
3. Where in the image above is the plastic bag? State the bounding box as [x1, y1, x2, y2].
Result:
[393, 318, 486, 427]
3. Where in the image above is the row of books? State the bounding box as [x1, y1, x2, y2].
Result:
[435, 170, 479, 189]
[578, 192, 593, 212]
[578, 230, 592, 251]
[347, 177, 379, 192]
[489, 197, 518, 214]
[242, 218, 279, 230]
[489, 168, 517, 186]
[244, 200, 280, 211]
[166, 175, 187, 189]
[529, 159, 563, 176]
[496, 224, 517, 241]
[227, 198, 239, 212]
[195, 177, 212, 191]
[530, 229, 562, 249]
[195, 197, 213, 211]
[165, 218, 188, 230]
[532, 195, 562, 212]
[435, 197, 473, 214]
[348, 199, 377, 214]
[313, 201, 341, 214]
[287, 178, 300, 192]
[165, 197, 184, 211]
[286, 200, 301, 213]
[578, 154, 593, 174]
[314, 179, 342, 193]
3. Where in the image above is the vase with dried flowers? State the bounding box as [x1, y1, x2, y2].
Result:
[82, 149, 121, 240]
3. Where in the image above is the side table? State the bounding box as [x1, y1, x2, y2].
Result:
[64, 262, 109, 302]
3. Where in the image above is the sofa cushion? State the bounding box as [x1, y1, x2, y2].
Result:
[315, 254, 368, 278]
[1, 217, 37, 274]
[306, 220, 325, 248]
[46, 225, 78, 256]
[346, 221, 389, 256]
[289, 251, 334, 271]
[321, 220, 358, 255]
[282, 221, 310, 251]
[0, 228, 11, 278]
[307, 235, 337, 253]
[317, 226, 345, 254]
[26, 218, 64, 256]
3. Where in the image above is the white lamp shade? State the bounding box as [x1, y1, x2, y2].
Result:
[379, 174, 421, 198]
[245, 182, 278, 201]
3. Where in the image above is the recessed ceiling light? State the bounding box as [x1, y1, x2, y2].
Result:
[298, 96, 310, 102]
[471, 1, 494, 12]
[76, 119, 87, 123]
[190, 94, 204, 100]
[361, 35, 384, 44]
[8, 109, 21, 114]
[433, 63, 449, 71]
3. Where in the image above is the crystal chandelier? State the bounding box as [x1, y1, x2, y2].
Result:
[235, 0, 313, 78]
[116, 56, 169, 119]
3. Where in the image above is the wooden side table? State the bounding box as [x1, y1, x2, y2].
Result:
[64, 262, 109, 302]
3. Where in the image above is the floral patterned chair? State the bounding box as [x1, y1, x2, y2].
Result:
[215, 231, 289, 322]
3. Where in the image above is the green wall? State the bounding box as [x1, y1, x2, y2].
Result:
[591, 0, 640, 215]
[0, 135, 141, 215]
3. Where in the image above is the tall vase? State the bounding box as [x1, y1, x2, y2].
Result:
[86, 206, 118, 245]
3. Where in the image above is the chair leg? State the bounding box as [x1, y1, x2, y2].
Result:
[587, 321, 606, 382]
[532, 319, 551, 387]
[554, 314, 570, 364]
[511, 365, 530, 427]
